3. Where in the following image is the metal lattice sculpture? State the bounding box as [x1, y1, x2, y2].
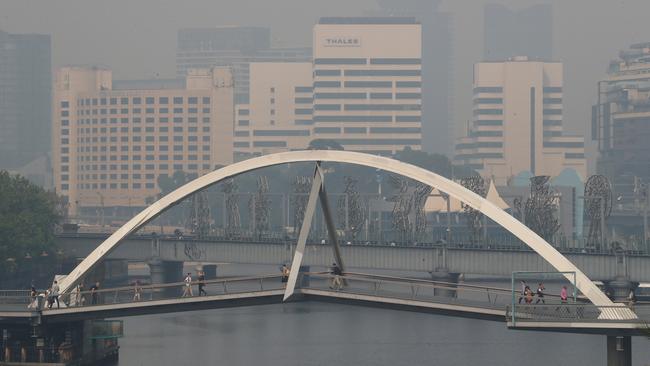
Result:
[390, 175, 414, 239]
[250, 176, 271, 236]
[221, 179, 241, 238]
[413, 183, 433, 237]
[584, 174, 612, 249]
[460, 176, 487, 244]
[187, 190, 211, 239]
[337, 177, 366, 240]
[524, 176, 560, 242]
[291, 176, 312, 236]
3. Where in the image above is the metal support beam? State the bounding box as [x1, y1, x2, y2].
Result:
[283, 163, 323, 301]
[318, 164, 345, 274]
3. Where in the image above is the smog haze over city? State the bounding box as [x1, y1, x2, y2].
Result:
[3, 0, 650, 365]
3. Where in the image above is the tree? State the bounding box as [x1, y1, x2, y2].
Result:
[157, 171, 189, 198]
[0, 171, 63, 262]
[308, 139, 344, 150]
[393, 147, 477, 179]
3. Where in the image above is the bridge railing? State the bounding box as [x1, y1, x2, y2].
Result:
[301, 271, 515, 309]
[16, 274, 287, 311]
[506, 303, 648, 326]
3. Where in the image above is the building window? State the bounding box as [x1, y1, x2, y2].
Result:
[188, 97, 198, 104]
[173, 97, 183, 104]
[159, 97, 169, 104]
[61, 101, 69, 108]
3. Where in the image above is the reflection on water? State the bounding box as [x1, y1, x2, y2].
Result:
[117, 301, 650, 366]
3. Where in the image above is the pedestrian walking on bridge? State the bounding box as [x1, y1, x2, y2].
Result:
[182, 273, 194, 297]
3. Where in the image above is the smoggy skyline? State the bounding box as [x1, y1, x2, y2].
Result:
[3, 0, 650, 170]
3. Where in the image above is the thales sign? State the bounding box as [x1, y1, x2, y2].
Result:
[323, 37, 361, 47]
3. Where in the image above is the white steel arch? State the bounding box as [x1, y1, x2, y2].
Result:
[58, 150, 615, 307]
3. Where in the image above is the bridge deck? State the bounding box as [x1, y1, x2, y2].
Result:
[0, 273, 647, 335]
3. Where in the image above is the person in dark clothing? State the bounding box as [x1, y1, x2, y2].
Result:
[535, 282, 546, 304]
[90, 282, 100, 305]
[330, 263, 343, 290]
[198, 271, 207, 296]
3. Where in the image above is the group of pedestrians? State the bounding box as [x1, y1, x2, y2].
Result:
[518, 280, 569, 305]
[180, 271, 207, 298]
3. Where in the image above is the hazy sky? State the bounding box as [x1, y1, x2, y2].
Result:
[3, 0, 650, 169]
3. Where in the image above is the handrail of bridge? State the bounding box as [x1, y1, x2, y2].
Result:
[0, 274, 287, 311]
[338, 271, 588, 303]
[507, 303, 645, 325]
[302, 272, 513, 309]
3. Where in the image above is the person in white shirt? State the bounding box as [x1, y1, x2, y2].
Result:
[182, 273, 193, 297]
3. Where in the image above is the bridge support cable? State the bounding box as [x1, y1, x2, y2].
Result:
[284, 163, 324, 301]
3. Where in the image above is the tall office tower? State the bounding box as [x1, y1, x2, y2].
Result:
[0, 31, 51, 170]
[483, 3, 553, 61]
[376, 0, 453, 155]
[593, 43, 650, 197]
[455, 57, 585, 185]
[233, 62, 313, 160]
[176, 27, 311, 103]
[312, 17, 422, 156]
[53, 66, 234, 216]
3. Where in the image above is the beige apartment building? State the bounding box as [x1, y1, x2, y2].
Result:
[234, 62, 313, 160]
[53, 66, 234, 216]
[455, 57, 586, 184]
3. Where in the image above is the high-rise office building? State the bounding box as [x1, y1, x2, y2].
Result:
[311, 17, 422, 155]
[455, 57, 585, 184]
[593, 43, 650, 195]
[233, 62, 313, 160]
[483, 3, 553, 61]
[176, 27, 311, 103]
[0, 31, 51, 170]
[375, 0, 453, 155]
[53, 66, 234, 216]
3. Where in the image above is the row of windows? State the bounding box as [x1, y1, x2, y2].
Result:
[74, 163, 210, 172]
[76, 116, 211, 124]
[314, 58, 421, 65]
[314, 69, 422, 77]
[77, 107, 210, 115]
[78, 126, 210, 133]
[455, 142, 503, 149]
[77, 136, 210, 143]
[75, 154, 211, 163]
[313, 81, 421, 89]
[252, 129, 311, 137]
[76, 144, 210, 154]
[455, 153, 504, 160]
[311, 104, 421, 112]
[474, 120, 503, 126]
[470, 130, 503, 137]
[474, 98, 503, 104]
[473, 109, 503, 115]
[565, 153, 585, 159]
[78, 96, 211, 106]
[543, 109, 563, 115]
[543, 141, 583, 148]
[543, 119, 562, 126]
[473, 87, 503, 94]
[313, 92, 421, 100]
[313, 115, 420, 123]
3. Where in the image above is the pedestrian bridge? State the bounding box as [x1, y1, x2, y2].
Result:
[0, 271, 645, 335]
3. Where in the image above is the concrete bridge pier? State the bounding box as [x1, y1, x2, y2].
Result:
[429, 268, 459, 298]
[148, 258, 183, 298]
[607, 335, 631, 366]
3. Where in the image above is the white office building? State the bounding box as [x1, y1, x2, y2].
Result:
[311, 17, 422, 155]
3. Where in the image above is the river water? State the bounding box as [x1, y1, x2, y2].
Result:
[115, 265, 650, 366]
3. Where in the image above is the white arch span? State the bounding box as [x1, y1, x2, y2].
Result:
[58, 150, 615, 307]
